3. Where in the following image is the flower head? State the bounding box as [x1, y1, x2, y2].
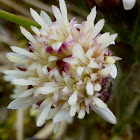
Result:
[4, 0, 121, 131]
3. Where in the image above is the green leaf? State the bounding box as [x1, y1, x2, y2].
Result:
[0, 10, 40, 28]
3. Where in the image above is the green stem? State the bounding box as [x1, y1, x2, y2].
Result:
[0, 10, 40, 28]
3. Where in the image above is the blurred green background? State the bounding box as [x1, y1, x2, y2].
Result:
[0, 0, 140, 139]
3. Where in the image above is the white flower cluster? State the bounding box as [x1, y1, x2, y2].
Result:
[4, 0, 121, 132]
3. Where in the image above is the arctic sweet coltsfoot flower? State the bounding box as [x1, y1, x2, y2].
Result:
[4, 0, 121, 131]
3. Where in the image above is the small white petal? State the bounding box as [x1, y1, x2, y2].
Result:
[97, 32, 110, 44]
[7, 53, 28, 64]
[63, 57, 79, 65]
[123, 0, 136, 10]
[3, 70, 27, 77]
[88, 61, 99, 69]
[66, 115, 73, 123]
[53, 109, 69, 123]
[86, 47, 96, 58]
[53, 122, 60, 134]
[30, 8, 47, 27]
[78, 109, 85, 119]
[91, 105, 117, 124]
[54, 68, 64, 82]
[8, 96, 39, 109]
[47, 106, 61, 120]
[85, 6, 96, 32]
[42, 65, 48, 75]
[93, 97, 107, 108]
[68, 90, 78, 105]
[40, 10, 52, 25]
[90, 73, 97, 81]
[73, 24, 81, 29]
[70, 104, 77, 117]
[59, 0, 68, 22]
[77, 66, 84, 76]
[48, 56, 58, 62]
[52, 6, 63, 23]
[3, 75, 15, 81]
[31, 26, 40, 35]
[100, 67, 112, 76]
[20, 26, 36, 43]
[72, 44, 85, 60]
[106, 56, 115, 64]
[37, 65, 45, 78]
[11, 46, 35, 59]
[35, 82, 57, 96]
[100, 33, 118, 49]
[94, 84, 101, 91]
[19, 88, 35, 97]
[52, 42, 63, 51]
[90, 19, 105, 40]
[110, 64, 117, 79]
[86, 81, 94, 95]
[37, 101, 52, 127]
[12, 79, 39, 86]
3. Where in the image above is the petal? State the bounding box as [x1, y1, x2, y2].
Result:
[72, 44, 85, 60]
[100, 34, 118, 49]
[100, 67, 112, 76]
[94, 84, 101, 91]
[63, 57, 79, 65]
[52, 42, 63, 52]
[97, 32, 110, 44]
[90, 19, 105, 40]
[66, 115, 73, 123]
[53, 122, 60, 134]
[93, 97, 107, 108]
[86, 46, 96, 58]
[90, 73, 97, 81]
[68, 90, 78, 105]
[40, 10, 52, 25]
[122, 0, 136, 10]
[87, 61, 99, 69]
[77, 66, 84, 76]
[86, 81, 94, 95]
[8, 96, 39, 109]
[109, 64, 117, 79]
[47, 106, 61, 120]
[3, 70, 27, 77]
[78, 109, 85, 119]
[20, 26, 36, 43]
[42, 65, 48, 75]
[59, 0, 68, 22]
[52, 6, 63, 23]
[85, 6, 96, 32]
[91, 105, 117, 124]
[54, 68, 64, 82]
[30, 8, 47, 27]
[48, 56, 58, 62]
[12, 79, 39, 85]
[31, 26, 40, 35]
[34, 82, 57, 96]
[11, 46, 35, 59]
[7, 52, 28, 63]
[53, 109, 69, 123]
[70, 104, 77, 117]
[37, 64, 45, 79]
[37, 101, 52, 127]
[19, 88, 35, 97]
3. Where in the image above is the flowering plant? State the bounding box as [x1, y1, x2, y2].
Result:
[4, 0, 121, 132]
